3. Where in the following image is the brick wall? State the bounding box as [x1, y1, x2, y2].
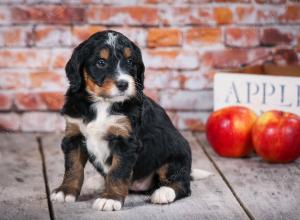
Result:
[0, 0, 299, 132]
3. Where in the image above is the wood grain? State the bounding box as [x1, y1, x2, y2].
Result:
[0, 133, 49, 220]
[195, 133, 300, 220]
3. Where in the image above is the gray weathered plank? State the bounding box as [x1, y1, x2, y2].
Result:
[195, 133, 300, 220]
[0, 133, 50, 220]
[295, 158, 300, 170]
[42, 133, 249, 220]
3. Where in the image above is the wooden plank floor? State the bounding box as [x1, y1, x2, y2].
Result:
[195, 133, 300, 220]
[0, 132, 299, 220]
[0, 133, 50, 220]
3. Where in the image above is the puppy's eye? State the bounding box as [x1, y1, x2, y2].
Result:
[96, 59, 107, 68]
[127, 58, 133, 66]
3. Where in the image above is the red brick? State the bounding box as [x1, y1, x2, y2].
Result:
[0, 6, 11, 25]
[273, 49, 298, 65]
[0, 49, 50, 68]
[15, 93, 47, 110]
[261, 28, 293, 46]
[214, 7, 233, 25]
[11, 6, 85, 24]
[29, 71, 67, 90]
[51, 48, 72, 68]
[279, 5, 300, 23]
[186, 27, 222, 45]
[102, 0, 138, 3]
[202, 49, 270, 69]
[143, 49, 199, 70]
[176, 112, 210, 131]
[33, 25, 72, 46]
[20, 112, 65, 132]
[39, 92, 65, 110]
[0, 113, 20, 131]
[147, 28, 182, 47]
[297, 36, 300, 52]
[0, 94, 13, 110]
[236, 6, 279, 24]
[159, 90, 213, 110]
[236, 6, 256, 24]
[255, 0, 286, 3]
[161, 7, 214, 26]
[215, 0, 250, 2]
[72, 25, 106, 44]
[0, 27, 30, 47]
[14, 92, 65, 111]
[0, 72, 30, 90]
[87, 6, 159, 26]
[226, 27, 259, 47]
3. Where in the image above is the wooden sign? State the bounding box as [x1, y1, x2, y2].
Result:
[214, 73, 300, 115]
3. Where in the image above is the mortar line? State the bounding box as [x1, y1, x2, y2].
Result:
[37, 136, 55, 220]
[193, 133, 255, 220]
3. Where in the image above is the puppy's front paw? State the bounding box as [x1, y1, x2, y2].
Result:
[50, 191, 76, 203]
[151, 186, 176, 204]
[92, 198, 122, 211]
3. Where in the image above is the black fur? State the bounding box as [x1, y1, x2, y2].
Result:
[58, 30, 192, 206]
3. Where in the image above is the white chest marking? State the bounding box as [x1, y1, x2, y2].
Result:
[65, 102, 125, 174]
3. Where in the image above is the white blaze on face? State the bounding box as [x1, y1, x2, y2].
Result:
[117, 63, 135, 96]
[106, 32, 118, 48]
[104, 32, 136, 102]
[108, 62, 136, 102]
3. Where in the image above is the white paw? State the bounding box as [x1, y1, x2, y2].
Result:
[50, 191, 76, 203]
[92, 198, 122, 211]
[151, 186, 176, 204]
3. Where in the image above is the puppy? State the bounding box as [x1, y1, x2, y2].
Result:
[51, 30, 210, 211]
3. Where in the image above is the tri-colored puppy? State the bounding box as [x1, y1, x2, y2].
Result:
[51, 30, 210, 211]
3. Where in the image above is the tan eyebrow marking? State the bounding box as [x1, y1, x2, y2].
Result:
[99, 48, 109, 60]
[124, 47, 132, 59]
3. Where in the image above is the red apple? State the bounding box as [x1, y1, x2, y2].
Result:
[206, 106, 257, 157]
[252, 111, 300, 163]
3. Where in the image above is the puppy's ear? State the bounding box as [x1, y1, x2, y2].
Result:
[65, 41, 87, 92]
[137, 60, 145, 90]
[132, 43, 145, 90]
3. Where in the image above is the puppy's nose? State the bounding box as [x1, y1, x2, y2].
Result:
[116, 80, 129, 91]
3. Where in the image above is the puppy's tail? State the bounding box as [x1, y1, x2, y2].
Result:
[190, 168, 213, 181]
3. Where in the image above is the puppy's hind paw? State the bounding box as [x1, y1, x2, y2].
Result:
[92, 198, 122, 211]
[50, 191, 76, 203]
